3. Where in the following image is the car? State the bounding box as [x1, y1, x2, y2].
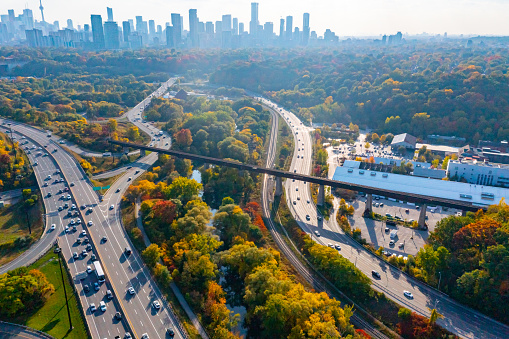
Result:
[101, 236, 107, 242]
[65, 225, 69, 233]
[50, 224, 56, 231]
[398, 243, 404, 248]
[317, 216, 323, 221]
[395, 216, 401, 220]
[125, 247, 132, 255]
[71, 204, 76, 209]
[58, 206, 63, 211]
[84, 284, 90, 292]
[306, 215, 310, 221]
[389, 240, 395, 246]
[296, 187, 298, 191]
[385, 227, 390, 233]
[106, 289, 113, 300]
[114, 312, 122, 320]
[99, 300, 106, 312]
[405, 209, 409, 213]
[33, 161, 38, 166]
[297, 196, 300, 200]
[307, 200, 310, 204]
[116, 188, 120, 193]
[81, 205, 86, 210]
[73, 252, 79, 259]
[83, 238, 89, 244]
[328, 243, 334, 248]
[70, 219, 75, 225]
[371, 270, 381, 279]
[166, 327, 175, 337]
[43, 182, 48, 187]
[127, 177, 132, 181]
[403, 291, 414, 299]
[64, 187, 69, 192]
[67, 194, 71, 200]
[70, 182, 74, 187]
[88, 207, 93, 213]
[86, 244, 92, 251]
[82, 250, 88, 257]
[59, 140, 65, 144]
[47, 192, 52, 197]
[91, 254, 96, 261]
[294, 170, 296, 173]
[76, 238, 81, 244]
[94, 282, 99, 291]
[53, 247, 61, 253]
[90, 303, 96, 312]
[141, 334, 149, 339]
[152, 300, 161, 309]
[64, 203, 69, 208]
[110, 204, 114, 210]
[135, 170, 140, 174]
[128, 287, 135, 295]
[293, 201, 296, 205]
[81, 230, 87, 236]
[86, 266, 92, 274]
[88, 220, 93, 226]
[314, 230, 320, 237]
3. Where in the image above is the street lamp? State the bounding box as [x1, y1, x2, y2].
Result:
[438, 271, 442, 291]
[57, 245, 73, 331]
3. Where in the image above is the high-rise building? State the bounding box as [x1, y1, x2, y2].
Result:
[90, 14, 105, 49]
[25, 28, 43, 47]
[232, 18, 238, 35]
[22, 9, 34, 30]
[135, 16, 143, 32]
[302, 13, 310, 45]
[107, 7, 113, 22]
[83, 24, 90, 42]
[165, 26, 174, 47]
[279, 18, 285, 39]
[67, 19, 73, 30]
[222, 15, 232, 31]
[264, 22, 273, 40]
[128, 19, 134, 32]
[149, 20, 156, 37]
[170, 13, 182, 46]
[122, 21, 130, 43]
[104, 21, 119, 49]
[205, 22, 214, 35]
[189, 9, 199, 47]
[239, 22, 244, 35]
[285, 16, 293, 40]
[250, 2, 258, 36]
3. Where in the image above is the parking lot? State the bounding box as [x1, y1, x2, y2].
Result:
[345, 196, 457, 256]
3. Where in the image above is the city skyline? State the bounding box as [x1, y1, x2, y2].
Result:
[2, 0, 509, 37]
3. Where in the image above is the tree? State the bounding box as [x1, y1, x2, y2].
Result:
[127, 126, 141, 141]
[364, 142, 371, 149]
[213, 204, 252, 247]
[173, 203, 212, 239]
[152, 200, 177, 225]
[107, 118, 117, 132]
[141, 243, 163, 268]
[163, 177, 202, 204]
[174, 128, 193, 148]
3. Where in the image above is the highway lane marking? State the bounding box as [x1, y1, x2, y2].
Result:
[116, 271, 119, 275]
[140, 321, 143, 327]
[134, 309, 137, 314]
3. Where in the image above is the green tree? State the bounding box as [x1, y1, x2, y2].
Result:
[141, 243, 162, 268]
[163, 177, 202, 204]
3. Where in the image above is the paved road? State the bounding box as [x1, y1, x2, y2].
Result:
[0, 187, 37, 205]
[256, 97, 509, 339]
[0, 321, 54, 339]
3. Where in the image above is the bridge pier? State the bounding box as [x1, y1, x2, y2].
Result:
[140, 149, 146, 157]
[317, 184, 325, 206]
[364, 193, 373, 216]
[418, 204, 428, 229]
[275, 176, 283, 196]
[461, 210, 467, 217]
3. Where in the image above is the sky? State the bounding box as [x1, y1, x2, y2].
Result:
[2, 0, 509, 37]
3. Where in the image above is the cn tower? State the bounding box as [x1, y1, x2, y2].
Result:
[39, 0, 45, 22]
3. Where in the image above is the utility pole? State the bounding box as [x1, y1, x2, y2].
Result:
[21, 191, 32, 234]
[437, 271, 442, 292]
[57, 248, 73, 331]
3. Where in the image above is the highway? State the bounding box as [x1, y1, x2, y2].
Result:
[0, 78, 188, 339]
[256, 97, 509, 339]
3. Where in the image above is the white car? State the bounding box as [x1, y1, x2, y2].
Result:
[86, 265, 92, 274]
[110, 205, 114, 210]
[50, 224, 56, 231]
[403, 291, 414, 299]
[87, 220, 93, 226]
[100, 301, 106, 312]
[152, 300, 161, 309]
[141, 334, 149, 339]
[90, 303, 96, 312]
[128, 287, 135, 295]
[335, 244, 341, 250]
[81, 230, 87, 236]
[76, 218, 81, 224]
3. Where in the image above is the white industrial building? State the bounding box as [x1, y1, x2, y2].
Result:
[391, 133, 417, 149]
[446, 160, 509, 188]
[332, 166, 509, 207]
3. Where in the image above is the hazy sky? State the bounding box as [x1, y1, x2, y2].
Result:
[3, 0, 509, 36]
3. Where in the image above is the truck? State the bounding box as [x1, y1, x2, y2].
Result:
[390, 230, 398, 239]
[93, 261, 105, 283]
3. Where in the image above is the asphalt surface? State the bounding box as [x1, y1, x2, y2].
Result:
[0, 322, 53, 339]
[0, 79, 188, 339]
[257, 98, 509, 339]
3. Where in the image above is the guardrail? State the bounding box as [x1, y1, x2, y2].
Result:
[0, 320, 56, 339]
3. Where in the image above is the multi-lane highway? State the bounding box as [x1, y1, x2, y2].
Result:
[0, 78, 190, 339]
[256, 97, 509, 339]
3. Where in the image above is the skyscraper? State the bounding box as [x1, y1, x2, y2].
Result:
[279, 18, 284, 39]
[302, 13, 310, 45]
[232, 18, 238, 35]
[67, 19, 73, 30]
[171, 13, 182, 46]
[205, 22, 214, 35]
[222, 15, 232, 32]
[149, 20, 156, 37]
[239, 22, 244, 35]
[107, 7, 113, 22]
[165, 26, 174, 47]
[135, 16, 143, 32]
[90, 15, 105, 49]
[285, 16, 293, 40]
[104, 21, 119, 49]
[122, 21, 130, 43]
[250, 2, 258, 36]
[189, 9, 199, 47]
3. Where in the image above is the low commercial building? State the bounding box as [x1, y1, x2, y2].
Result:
[416, 143, 459, 157]
[413, 167, 446, 179]
[446, 160, 509, 188]
[332, 166, 509, 207]
[391, 133, 417, 150]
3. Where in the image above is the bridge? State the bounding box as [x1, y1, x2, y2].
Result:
[109, 139, 483, 227]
